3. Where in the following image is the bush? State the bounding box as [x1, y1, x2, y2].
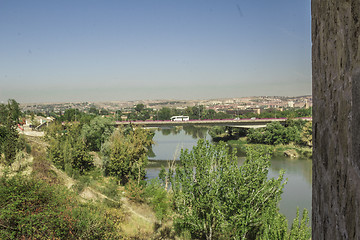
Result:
[125, 178, 145, 203]
[31, 145, 59, 184]
[144, 179, 171, 223]
[0, 174, 120, 239]
[101, 177, 121, 199]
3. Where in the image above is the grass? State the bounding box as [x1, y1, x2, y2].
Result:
[121, 201, 156, 238]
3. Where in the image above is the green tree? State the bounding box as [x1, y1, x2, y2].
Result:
[300, 121, 312, 147]
[46, 123, 94, 174]
[71, 141, 94, 174]
[0, 104, 7, 124]
[62, 108, 81, 122]
[102, 127, 154, 185]
[135, 103, 145, 113]
[191, 105, 205, 119]
[127, 112, 138, 121]
[47, 137, 64, 169]
[246, 120, 311, 147]
[115, 110, 122, 121]
[99, 108, 109, 115]
[246, 128, 264, 144]
[263, 121, 286, 145]
[0, 99, 21, 165]
[171, 140, 306, 239]
[138, 110, 150, 121]
[1, 124, 19, 165]
[89, 106, 99, 115]
[81, 116, 114, 151]
[6, 99, 21, 124]
[288, 208, 311, 239]
[143, 179, 171, 223]
[157, 107, 172, 120]
[214, 111, 232, 120]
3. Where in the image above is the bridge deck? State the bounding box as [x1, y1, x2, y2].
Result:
[115, 118, 311, 128]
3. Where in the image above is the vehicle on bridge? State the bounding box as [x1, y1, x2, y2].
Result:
[170, 115, 189, 121]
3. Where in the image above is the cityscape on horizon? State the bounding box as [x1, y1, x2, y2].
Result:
[20, 95, 312, 117]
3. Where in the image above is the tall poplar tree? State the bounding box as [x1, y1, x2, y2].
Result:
[0, 99, 21, 165]
[171, 140, 310, 239]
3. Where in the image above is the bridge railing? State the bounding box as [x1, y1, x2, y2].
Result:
[114, 117, 311, 127]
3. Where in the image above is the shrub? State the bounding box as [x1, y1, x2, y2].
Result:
[125, 178, 145, 203]
[143, 179, 171, 223]
[0, 174, 119, 239]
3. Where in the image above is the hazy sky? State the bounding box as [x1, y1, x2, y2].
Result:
[0, 0, 311, 103]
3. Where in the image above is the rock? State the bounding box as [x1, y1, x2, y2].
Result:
[283, 149, 299, 158]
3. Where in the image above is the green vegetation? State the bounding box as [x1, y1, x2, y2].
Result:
[209, 126, 248, 141]
[125, 104, 233, 121]
[1, 99, 312, 239]
[127, 104, 151, 121]
[170, 140, 311, 239]
[210, 119, 312, 159]
[46, 123, 94, 175]
[101, 127, 154, 184]
[247, 120, 311, 146]
[237, 107, 312, 119]
[0, 174, 122, 239]
[57, 108, 96, 125]
[81, 116, 115, 151]
[143, 179, 172, 223]
[0, 99, 26, 165]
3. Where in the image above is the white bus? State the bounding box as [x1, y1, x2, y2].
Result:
[170, 116, 190, 121]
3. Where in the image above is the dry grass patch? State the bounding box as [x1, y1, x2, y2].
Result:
[120, 198, 157, 238]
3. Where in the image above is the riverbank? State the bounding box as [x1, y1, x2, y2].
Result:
[227, 137, 312, 159]
[148, 128, 312, 225]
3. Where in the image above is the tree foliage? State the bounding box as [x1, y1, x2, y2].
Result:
[46, 123, 94, 175]
[238, 107, 312, 119]
[0, 99, 21, 165]
[57, 108, 96, 125]
[288, 208, 311, 239]
[157, 107, 173, 120]
[300, 121, 312, 147]
[247, 120, 312, 146]
[81, 116, 114, 151]
[143, 179, 171, 223]
[134, 103, 145, 113]
[171, 140, 310, 239]
[154, 106, 232, 121]
[102, 127, 154, 185]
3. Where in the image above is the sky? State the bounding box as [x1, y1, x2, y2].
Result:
[0, 0, 311, 103]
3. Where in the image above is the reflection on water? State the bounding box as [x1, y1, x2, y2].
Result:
[146, 127, 312, 223]
[183, 125, 209, 139]
[148, 126, 211, 160]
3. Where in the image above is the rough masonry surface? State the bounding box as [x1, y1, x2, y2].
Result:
[312, 0, 360, 239]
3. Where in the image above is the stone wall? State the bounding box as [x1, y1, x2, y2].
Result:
[312, 0, 360, 239]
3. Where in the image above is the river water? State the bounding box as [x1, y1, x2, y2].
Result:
[146, 126, 312, 224]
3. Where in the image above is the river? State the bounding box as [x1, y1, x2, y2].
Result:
[146, 126, 312, 224]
